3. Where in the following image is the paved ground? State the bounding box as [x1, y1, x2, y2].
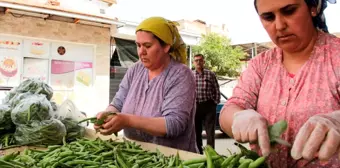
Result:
[202, 130, 250, 156]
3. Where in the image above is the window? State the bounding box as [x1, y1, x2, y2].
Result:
[0, 34, 95, 106]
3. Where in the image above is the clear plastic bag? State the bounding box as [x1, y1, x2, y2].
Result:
[55, 100, 87, 141]
[56, 100, 87, 124]
[15, 79, 53, 100]
[11, 94, 53, 125]
[50, 101, 58, 112]
[0, 104, 15, 132]
[14, 119, 67, 145]
[6, 92, 34, 108]
[2, 79, 53, 104]
[2, 88, 18, 104]
[61, 118, 85, 142]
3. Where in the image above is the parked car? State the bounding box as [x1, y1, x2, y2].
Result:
[215, 78, 236, 136]
[215, 91, 228, 134]
[200, 78, 235, 136]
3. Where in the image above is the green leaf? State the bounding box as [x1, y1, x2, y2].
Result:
[268, 120, 287, 140]
[268, 120, 291, 147]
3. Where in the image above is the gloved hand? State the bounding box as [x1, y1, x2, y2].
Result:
[232, 109, 271, 156]
[291, 111, 340, 161]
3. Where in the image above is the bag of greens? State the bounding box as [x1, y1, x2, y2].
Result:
[14, 119, 67, 145]
[60, 118, 85, 142]
[2, 88, 18, 104]
[11, 94, 53, 125]
[6, 92, 34, 108]
[0, 104, 14, 133]
[55, 100, 87, 141]
[15, 79, 53, 100]
[51, 101, 58, 112]
[3, 79, 54, 105]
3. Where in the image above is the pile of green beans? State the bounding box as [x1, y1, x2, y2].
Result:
[0, 138, 268, 168]
[183, 145, 267, 168]
[0, 138, 183, 168]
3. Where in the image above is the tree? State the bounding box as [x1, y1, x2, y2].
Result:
[192, 33, 246, 77]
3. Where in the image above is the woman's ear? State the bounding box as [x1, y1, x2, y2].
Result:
[310, 7, 318, 17]
[163, 44, 171, 53]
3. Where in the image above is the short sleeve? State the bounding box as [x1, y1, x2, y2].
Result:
[225, 53, 268, 110]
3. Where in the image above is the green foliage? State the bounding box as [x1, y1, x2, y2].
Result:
[192, 33, 246, 77]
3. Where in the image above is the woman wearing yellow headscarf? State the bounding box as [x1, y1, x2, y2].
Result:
[94, 17, 198, 153]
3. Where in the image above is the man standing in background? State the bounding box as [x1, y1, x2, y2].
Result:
[193, 53, 220, 154]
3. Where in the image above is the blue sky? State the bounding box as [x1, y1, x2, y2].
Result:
[114, 0, 340, 44]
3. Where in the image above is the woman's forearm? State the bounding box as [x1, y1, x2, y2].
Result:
[219, 104, 245, 137]
[125, 114, 167, 137]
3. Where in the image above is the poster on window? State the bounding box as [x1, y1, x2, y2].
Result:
[0, 56, 21, 87]
[0, 36, 22, 52]
[75, 62, 93, 87]
[0, 36, 22, 87]
[22, 58, 49, 83]
[51, 60, 75, 90]
[51, 42, 94, 62]
[23, 39, 50, 58]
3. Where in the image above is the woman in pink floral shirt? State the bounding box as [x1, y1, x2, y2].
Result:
[219, 0, 339, 167]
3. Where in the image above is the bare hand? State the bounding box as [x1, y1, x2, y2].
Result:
[99, 113, 130, 135]
[93, 111, 114, 130]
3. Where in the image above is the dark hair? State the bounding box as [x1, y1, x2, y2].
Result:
[153, 34, 167, 46]
[194, 54, 204, 59]
[254, 0, 320, 29]
[254, 0, 319, 12]
[153, 34, 175, 53]
[254, 0, 259, 12]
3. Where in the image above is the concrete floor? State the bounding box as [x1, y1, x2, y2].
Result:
[202, 130, 250, 156]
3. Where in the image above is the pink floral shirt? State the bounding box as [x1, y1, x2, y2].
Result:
[226, 31, 340, 168]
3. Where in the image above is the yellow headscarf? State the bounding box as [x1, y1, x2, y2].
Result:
[136, 17, 187, 64]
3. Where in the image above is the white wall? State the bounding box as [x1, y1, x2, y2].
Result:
[51, 0, 117, 18]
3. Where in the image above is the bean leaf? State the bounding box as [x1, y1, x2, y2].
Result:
[268, 120, 291, 147]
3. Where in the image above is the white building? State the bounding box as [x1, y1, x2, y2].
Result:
[0, 0, 123, 116]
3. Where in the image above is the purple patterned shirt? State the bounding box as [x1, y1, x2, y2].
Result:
[112, 59, 198, 153]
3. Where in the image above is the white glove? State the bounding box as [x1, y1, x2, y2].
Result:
[232, 109, 271, 156]
[291, 111, 340, 161]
